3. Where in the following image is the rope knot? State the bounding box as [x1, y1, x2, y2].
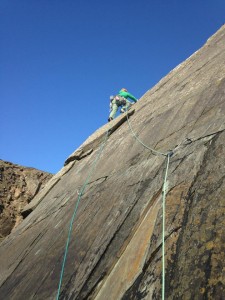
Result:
[167, 150, 174, 157]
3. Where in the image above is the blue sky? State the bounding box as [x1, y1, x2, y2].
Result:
[1, 0, 224, 173]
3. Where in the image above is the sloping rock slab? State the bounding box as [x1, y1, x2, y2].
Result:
[0, 26, 225, 300]
[64, 109, 135, 165]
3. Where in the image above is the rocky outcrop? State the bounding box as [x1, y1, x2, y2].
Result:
[0, 25, 225, 300]
[0, 160, 52, 240]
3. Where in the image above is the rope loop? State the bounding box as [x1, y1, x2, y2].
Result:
[125, 108, 172, 300]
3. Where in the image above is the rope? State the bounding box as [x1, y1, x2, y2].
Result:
[125, 110, 167, 157]
[125, 108, 172, 300]
[56, 107, 172, 299]
[162, 154, 170, 300]
[56, 130, 110, 300]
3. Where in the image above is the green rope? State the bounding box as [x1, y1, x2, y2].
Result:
[125, 110, 167, 157]
[56, 130, 109, 300]
[125, 108, 172, 300]
[56, 107, 172, 299]
[162, 154, 170, 300]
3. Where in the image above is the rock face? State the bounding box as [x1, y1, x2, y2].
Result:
[0, 25, 225, 300]
[0, 160, 52, 240]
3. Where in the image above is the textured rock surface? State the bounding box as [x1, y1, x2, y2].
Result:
[64, 108, 135, 166]
[0, 25, 225, 300]
[0, 160, 52, 240]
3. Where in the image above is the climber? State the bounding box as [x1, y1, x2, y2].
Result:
[108, 88, 138, 122]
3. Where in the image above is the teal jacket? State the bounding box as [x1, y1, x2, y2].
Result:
[118, 89, 138, 102]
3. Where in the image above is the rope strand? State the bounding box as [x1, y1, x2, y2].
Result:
[125, 108, 172, 300]
[162, 154, 170, 300]
[125, 109, 167, 157]
[56, 130, 109, 300]
[57, 108, 172, 300]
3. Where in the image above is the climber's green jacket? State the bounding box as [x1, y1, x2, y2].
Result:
[118, 89, 138, 102]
